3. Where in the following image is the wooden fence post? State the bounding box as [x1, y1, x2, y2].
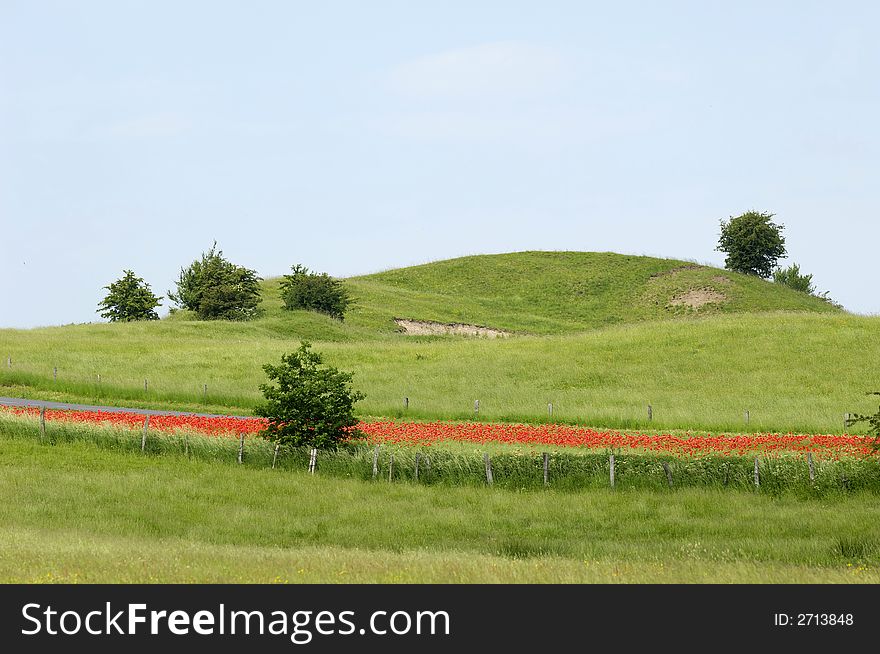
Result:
[754, 457, 760, 488]
[388, 454, 394, 482]
[308, 448, 317, 474]
[404, 397, 409, 410]
[483, 453, 493, 485]
[39, 407, 46, 441]
[609, 453, 616, 488]
[372, 445, 380, 479]
[203, 384, 207, 401]
[238, 433, 245, 464]
[807, 452, 815, 484]
[272, 444, 280, 469]
[543, 452, 549, 487]
[414, 453, 421, 481]
[647, 405, 653, 421]
[53, 366, 57, 381]
[141, 416, 149, 451]
[662, 461, 673, 488]
[184, 433, 189, 457]
[548, 403, 553, 417]
[844, 413, 851, 431]
[744, 410, 750, 425]
[474, 400, 480, 415]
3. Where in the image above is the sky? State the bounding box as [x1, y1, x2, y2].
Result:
[1, 0, 878, 328]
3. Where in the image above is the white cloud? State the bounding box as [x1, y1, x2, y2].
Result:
[388, 41, 567, 100]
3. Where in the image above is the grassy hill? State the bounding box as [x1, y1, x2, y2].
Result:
[164, 251, 841, 339]
[0, 251, 872, 434]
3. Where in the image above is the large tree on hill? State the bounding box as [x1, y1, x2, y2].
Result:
[716, 211, 786, 278]
[97, 270, 162, 322]
[167, 242, 262, 320]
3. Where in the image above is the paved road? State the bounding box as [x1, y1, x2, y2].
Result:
[0, 396, 252, 419]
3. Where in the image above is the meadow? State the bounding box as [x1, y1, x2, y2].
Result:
[2, 251, 878, 584]
[1, 426, 878, 584]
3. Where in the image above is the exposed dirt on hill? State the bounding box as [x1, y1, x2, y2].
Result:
[668, 289, 727, 309]
[650, 264, 706, 278]
[394, 319, 511, 338]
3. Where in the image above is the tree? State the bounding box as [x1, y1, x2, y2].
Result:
[254, 342, 365, 450]
[716, 211, 786, 278]
[278, 264, 351, 321]
[97, 270, 162, 322]
[167, 242, 262, 320]
[772, 263, 815, 294]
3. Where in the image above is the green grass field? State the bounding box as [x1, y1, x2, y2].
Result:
[2, 250, 878, 584]
[1, 431, 878, 583]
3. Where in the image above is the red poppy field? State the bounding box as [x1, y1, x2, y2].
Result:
[3, 405, 876, 459]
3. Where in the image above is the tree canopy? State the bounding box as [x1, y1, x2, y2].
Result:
[167, 243, 262, 320]
[97, 270, 162, 322]
[716, 211, 786, 278]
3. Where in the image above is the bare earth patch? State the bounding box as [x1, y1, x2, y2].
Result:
[712, 275, 732, 284]
[668, 289, 726, 309]
[394, 318, 511, 338]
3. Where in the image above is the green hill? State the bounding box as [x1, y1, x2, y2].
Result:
[169, 251, 841, 339]
[0, 251, 871, 434]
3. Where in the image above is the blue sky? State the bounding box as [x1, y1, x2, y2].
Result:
[1, 1, 877, 328]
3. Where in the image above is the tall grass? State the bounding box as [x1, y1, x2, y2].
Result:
[2, 313, 879, 433]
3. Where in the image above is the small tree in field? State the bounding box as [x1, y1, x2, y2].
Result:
[167, 242, 262, 320]
[97, 270, 162, 322]
[279, 264, 351, 321]
[716, 211, 786, 278]
[255, 342, 365, 450]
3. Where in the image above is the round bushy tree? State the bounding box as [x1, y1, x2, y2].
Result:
[279, 264, 351, 321]
[167, 242, 262, 320]
[255, 342, 365, 450]
[97, 270, 162, 322]
[716, 211, 786, 278]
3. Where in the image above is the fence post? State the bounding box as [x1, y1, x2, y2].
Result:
[388, 454, 394, 482]
[844, 413, 851, 431]
[6, 356, 10, 368]
[647, 405, 653, 421]
[404, 397, 409, 410]
[238, 433, 245, 464]
[662, 461, 673, 488]
[272, 444, 280, 469]
[415, 453, 421, 481]
[609, 454, 616, 488]
[39, 407, 46, 441]
[53, 366, 57, 381]
[184, 433, 189, 457]
[548, 403, 553, 417]
[308, 448, 317, 474]
[543, 452, 549, 487]
[203, 384, 207, 401]
[474, 399, 480, 415]
[372, 446, 380, 480]
[807, 452, 815, 484]
[744, 410, 750, 425]
[483, 453, 493, 485]
[141, 416, 149, 452]
[754, 458, 760, 488]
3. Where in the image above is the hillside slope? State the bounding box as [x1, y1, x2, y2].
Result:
[166, 251, 840, 339]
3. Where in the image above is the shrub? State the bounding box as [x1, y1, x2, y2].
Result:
[772, 264, 815, 294]
[97, 270, 162, 322]
[254, 341, 365, 450]
[279, 264, 351, 321]
[716, 211, 786, 278]
[167, 242, 262, 320]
